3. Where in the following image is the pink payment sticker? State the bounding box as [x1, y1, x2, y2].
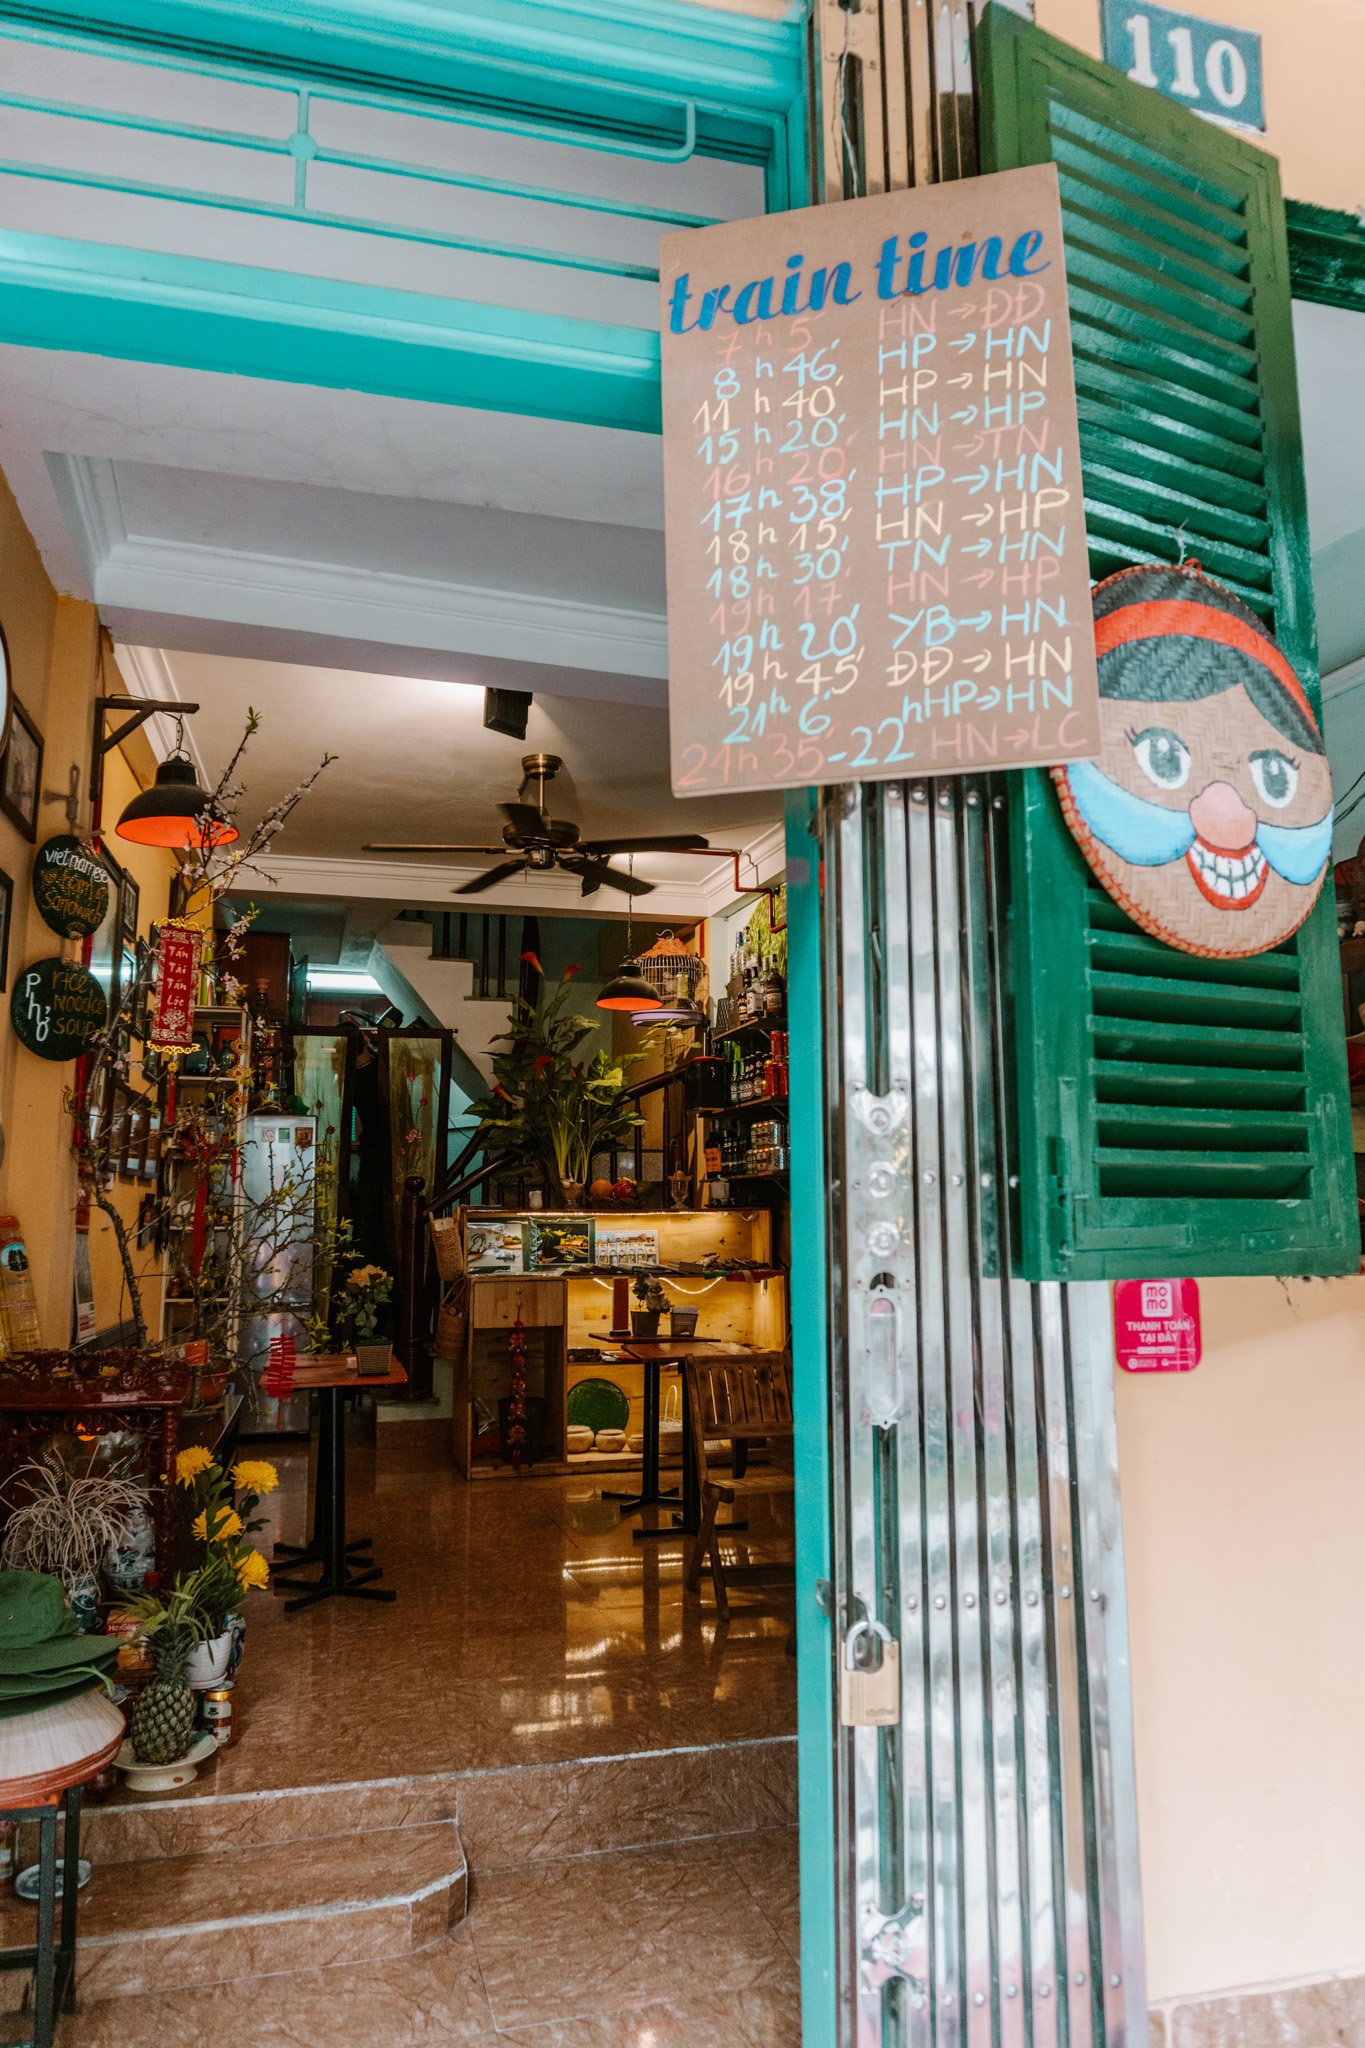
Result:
[1112, 1278, 1201, 1374]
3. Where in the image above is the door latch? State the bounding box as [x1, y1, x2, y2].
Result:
[862, 1897, 926, 1993]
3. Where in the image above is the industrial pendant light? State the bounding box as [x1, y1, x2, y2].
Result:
[115, 726, 238, 850]
[597, 859, 661, 1014]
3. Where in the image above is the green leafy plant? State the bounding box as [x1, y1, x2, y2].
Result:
[344, 1262, 392, 1341]
[469, 956, 646, 1202]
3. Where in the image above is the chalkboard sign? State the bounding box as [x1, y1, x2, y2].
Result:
[10, 958, 108, 1061]
[32, 835, 111, 939]
[660, 163, 1101, 797]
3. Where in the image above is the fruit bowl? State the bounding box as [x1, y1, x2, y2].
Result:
[115, 1730, 217, 1793]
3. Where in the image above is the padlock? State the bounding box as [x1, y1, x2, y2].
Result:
[839, 1617, 901, 1727]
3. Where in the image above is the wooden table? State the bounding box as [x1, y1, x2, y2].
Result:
[271, 1354, 408, 1612]
[597, 1339, 759, 1539]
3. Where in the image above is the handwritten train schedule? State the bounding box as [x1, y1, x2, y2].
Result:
[660, 163, 1099, 797]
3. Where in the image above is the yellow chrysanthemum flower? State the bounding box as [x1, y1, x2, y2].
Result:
[193, 1507, 242, 1542]
[236, 1549, 270, 1591]
[175, 1446, 215, 1487]
[231, 1459, 279, 1497]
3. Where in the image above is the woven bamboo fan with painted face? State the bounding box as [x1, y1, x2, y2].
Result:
[1052, 563, 1334, 959]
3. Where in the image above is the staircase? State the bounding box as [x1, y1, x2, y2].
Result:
[366, 911, 531, 1093]
[1, 1735, 794, 2007]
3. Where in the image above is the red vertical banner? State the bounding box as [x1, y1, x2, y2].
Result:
[150, 921, 202, 1052]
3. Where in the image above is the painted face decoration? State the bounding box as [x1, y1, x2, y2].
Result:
[1053, 564, 1334, 959]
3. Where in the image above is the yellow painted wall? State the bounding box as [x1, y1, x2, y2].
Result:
[0, 473, 176, 1346]
[1117, 1275, 1365, 2002]
[1037, 0, 1365, 211]
[84, 746, 177, 1342]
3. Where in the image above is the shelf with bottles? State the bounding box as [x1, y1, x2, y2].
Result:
[704, 1097, 789, 1122]
[712, 1015, 786, 1045]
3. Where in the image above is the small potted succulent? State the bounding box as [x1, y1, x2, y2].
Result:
[631, 1274, 667, 1340]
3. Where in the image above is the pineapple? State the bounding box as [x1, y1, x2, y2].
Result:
[130, 1621, 197, 1765]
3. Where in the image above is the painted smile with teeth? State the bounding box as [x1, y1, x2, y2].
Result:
[1187, 838, 1268, 909]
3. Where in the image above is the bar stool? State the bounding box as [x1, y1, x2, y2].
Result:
[0, 1692, 124, 2045]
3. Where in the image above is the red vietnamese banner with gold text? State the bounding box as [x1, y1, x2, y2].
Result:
[150, 920, 201, 1052]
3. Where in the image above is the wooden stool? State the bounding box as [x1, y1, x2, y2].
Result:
[0, 1698, 123, 2046]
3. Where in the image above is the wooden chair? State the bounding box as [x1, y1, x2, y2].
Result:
[683, 1352, 795, 1618]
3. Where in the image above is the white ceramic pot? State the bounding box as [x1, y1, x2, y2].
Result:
[187, 1630, 232, 1691]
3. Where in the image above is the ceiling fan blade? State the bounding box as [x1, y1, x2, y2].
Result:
[572, 862, 655, 897]
[365, 843, 506, 855]
[453, 859, 527, 896]
[499, 803, 548, 840]
[575, 833, 711, 856]
[579, 870, 602, 898]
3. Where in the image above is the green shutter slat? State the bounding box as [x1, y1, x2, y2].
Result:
[1052, 156, 1251, 288]
[1047, 99, 1249, 220]
[1093, 1060, 1306, 1111]
[1076, 423, 1268, 518]
[1078, 456, 1269, 551]
[977, 8, 1358, 1280]
[1095, 1104, 1310, 1151]
[1064, 281, 1258, 390]
[1060, 216, 1256, 341]
[1089, 1014, 1303, 1071]
[1080, 500, 1274, 606]
[1096, 1151, 1312, 1198]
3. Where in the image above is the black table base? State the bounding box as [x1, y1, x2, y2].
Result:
[273, 1387, 396, 1612]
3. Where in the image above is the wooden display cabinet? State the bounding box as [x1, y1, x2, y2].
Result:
[452, 1208, 787, 1479]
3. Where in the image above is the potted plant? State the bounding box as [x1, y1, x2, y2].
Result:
[174, 1447, 276, 1682]
[343, 1262, 393, 1373]
[0, 1445, 152, 1631]
[632, 1274, 667, 1340]
[470, 957, 646, 1204]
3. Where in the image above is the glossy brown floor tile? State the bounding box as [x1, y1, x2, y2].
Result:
[467, 1830, 799, 2032]
[165, 1421, 796, 1798]
[63, 1834, 802, 2046]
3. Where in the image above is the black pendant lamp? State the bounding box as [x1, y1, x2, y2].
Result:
[115, 747, 238, 851]
[597, 859, 661, 1015]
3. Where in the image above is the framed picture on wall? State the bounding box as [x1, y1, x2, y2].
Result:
[0, 698, 42, 841]
[87, 848, 125, 1024]
[117, 868, 140, 952]
[0, 624, 13, 766]
[0, 866, 13, 993]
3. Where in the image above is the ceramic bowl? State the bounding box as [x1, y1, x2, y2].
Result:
[594, 1427, 628, 1454]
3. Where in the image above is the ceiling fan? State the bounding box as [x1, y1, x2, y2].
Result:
[363, 753, 710, 897]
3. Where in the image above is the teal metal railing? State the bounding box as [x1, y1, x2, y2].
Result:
[0, 19, 729, 286]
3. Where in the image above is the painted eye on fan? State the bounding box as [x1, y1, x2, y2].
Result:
[1249, 749, 1299, 810]
[1131, 727, 1191, 791]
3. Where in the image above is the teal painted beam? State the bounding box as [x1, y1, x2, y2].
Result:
[0, 230, 663, 431]
[0, 0, 806, 157]
[784, 786, 837, 2048]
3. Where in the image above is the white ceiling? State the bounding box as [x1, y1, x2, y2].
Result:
[0, 31, 785, 917]
[118, 644, 784, 919]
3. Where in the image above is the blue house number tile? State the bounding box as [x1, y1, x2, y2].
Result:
[1100, 0, 1265, 132]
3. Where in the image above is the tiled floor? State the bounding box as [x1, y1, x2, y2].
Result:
[202, 1414, 797, 1794]
[65, 1828, 801, 2045]
[60, 1414, 800, 2044]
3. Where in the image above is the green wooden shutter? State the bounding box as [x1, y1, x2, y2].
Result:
[976, 7, 1357, 1281]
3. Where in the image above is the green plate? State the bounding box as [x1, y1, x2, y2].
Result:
[566, 1377, 630, 1434]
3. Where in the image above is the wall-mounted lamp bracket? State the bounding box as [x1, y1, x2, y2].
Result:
[90, 694, 201, 832]
[41, 763, 82, 832]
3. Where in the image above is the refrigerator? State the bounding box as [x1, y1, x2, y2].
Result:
[238, 1113, 316, 1438]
